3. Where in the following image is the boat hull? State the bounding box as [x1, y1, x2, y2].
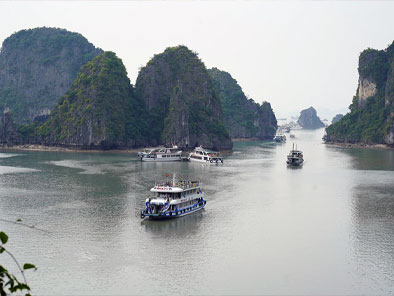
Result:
[188, 157, 223, 164]
[141, 157, 182, 162]
[286, 159, 304, 166]
[141, 201, 206, 220]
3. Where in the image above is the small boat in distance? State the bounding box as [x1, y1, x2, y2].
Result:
[286, 143, 304, 166]
[274, 133, 287, 143]
[137, 146, 182, 162]
[188, 146, 223, 164]
[140, 174, 207, 220]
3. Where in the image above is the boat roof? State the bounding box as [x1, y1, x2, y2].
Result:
[193, 146, 219, 154]
[150, 180, 200, 193]
[144, 146, 182, 153]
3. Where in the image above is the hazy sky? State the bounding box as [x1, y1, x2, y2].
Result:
[1, 1, 394, 119]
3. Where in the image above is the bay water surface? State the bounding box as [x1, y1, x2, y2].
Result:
[1, 129, 394, 295]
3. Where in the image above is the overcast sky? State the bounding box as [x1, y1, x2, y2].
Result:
[1, 1, 394, 120]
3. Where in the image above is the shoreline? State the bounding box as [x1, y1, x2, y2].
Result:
[0, 144, 234, 154]
[232, 137, 268, 142]
[324, 142, 394, 150]
[2, 141, 393, 154]
[0, 144, 141, 154]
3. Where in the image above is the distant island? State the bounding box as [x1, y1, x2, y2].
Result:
[331, 114, 344, 124]
[297, 107, 325, 129]
[325, 41, 394, 147]
[0, 27, 278, 151]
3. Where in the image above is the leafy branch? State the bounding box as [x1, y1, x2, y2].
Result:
[0, 231, 37, 296]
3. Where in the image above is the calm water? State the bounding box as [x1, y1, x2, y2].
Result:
[1, 129, 394, 295]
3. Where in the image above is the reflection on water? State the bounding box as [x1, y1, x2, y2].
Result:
[330, 146, 394, 171]
[1, 130, 394, 294]
[351, 172, 394, 294]
[141, 211, 205, 237]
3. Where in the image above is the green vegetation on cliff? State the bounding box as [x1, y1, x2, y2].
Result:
[1, 29, 279, 150]
[136, 45, 232, 150]
[358, 48, 388, 88]
[326, 95, 388, 143]
[0, 27, 103, 123]
[326, 41, 394, 144]
[208, 67, 277, 139]
[37, 51, 147, 148]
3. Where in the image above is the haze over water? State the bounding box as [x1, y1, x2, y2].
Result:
[1, 129, 394, 295]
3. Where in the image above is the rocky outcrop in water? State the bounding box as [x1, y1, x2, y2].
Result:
[326, 41, 394, 145]
[136, 46, 232, 150]
[297, 107, 325, 129]
[208, 68, 277, 139]
[0, 27, 103, 124]
[37, 52, 148, 149]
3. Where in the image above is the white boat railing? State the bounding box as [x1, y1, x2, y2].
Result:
[154, 180, 200, 189]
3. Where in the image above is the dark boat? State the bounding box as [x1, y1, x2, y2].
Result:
[286, 143, 304, 166]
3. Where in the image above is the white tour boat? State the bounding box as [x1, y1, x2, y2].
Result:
[188, 146, 223, 164]
[140, 175, 206, 220]
[137, 146, 182, 162]
[286, 143, 304, 166]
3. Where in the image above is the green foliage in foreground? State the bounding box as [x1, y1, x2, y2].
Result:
[0, 231, 36, 296]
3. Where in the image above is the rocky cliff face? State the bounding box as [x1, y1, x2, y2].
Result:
[135, 46, 232, 150]
[0, 27, 103, 124]
[0, 109, 19, 145]
[358, 78, 377, 106]
[326, 41, 394, 145]
[38, 52, 148, 149]
[297, 107, 325, 129]
[384, 44, 394, 144]
[208, 68, 277, 139]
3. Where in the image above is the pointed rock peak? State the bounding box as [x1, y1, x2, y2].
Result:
[298, 107, 324, 129]
[0, 27, 103, 123]
[38, 51, 146, 149]
[136, 47, 232, 150]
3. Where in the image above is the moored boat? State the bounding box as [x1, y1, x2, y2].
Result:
[286, 143, 304, 166]
[274, 133, 287, 143]
[140, 175, 206, 220]
[188, 146, 223, 164]
[137, 146, 182, 162]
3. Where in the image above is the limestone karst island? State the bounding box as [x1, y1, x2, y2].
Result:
[0, 28, 277, 151]
[1, 3, 394, 295]
[325, 42, 394, 146]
